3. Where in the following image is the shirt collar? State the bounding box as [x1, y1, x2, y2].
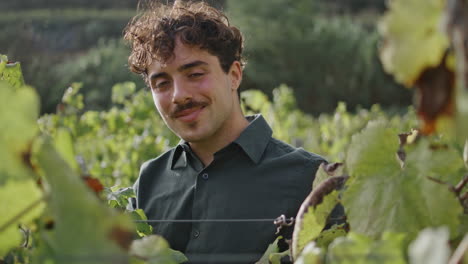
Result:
[233, 114, 272, 164]
[170, 142, 189, 170]
[170, 114, 272, 169]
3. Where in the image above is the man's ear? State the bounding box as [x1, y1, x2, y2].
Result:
[229, 61, 243, 91]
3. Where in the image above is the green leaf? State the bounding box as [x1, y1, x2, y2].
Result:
[112, 82, 136, 104]
[268, 250, 289, 264]
[343, 121, 463, 240]
[294, 242, 323, 264]
[313, 163, 344, 190]
[131, 209, 153, 237]
[315, 224, 347, 248]
[240, 90, 272, 113]
[129, 235, 187, 264]
[0, 179, 44, 257]
[378, 0, 448, 86]
[327, 232, 406, 264]
[0, 57, 25, 88]
[33, 138, 134, 264]
[53, 128, 79, 172]
[61, 83, 84, 111]
[255, 236, 281, 264]
[107, 187, 135, 209]
[292, 191, 339, 259]
[0, 81, 39, 184]
[408, 227, 451, 264]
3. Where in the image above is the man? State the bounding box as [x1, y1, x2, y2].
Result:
[124, 1, 325, 263]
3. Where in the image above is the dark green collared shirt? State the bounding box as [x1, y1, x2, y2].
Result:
[133, 115, 325, 263]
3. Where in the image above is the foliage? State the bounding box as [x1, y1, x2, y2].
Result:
[0, 9, 138, 113]
[289, 0, 468, 262]
[343, 122, 463, 240]
[227, 0, 411, 115]
[38, 82, 176, 187]
[0, 56, 186, 264]
[4, 0, 468, 257]
[52, 39, 145, 110]
[0, 0, 225, 11]
[379, 0, 449, 86]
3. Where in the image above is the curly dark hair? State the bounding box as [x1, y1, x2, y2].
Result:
[124, 0, 245, 82]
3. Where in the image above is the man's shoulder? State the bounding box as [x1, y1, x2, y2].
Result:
[267, 137, 326, 165]
[139, 146, 178, 174]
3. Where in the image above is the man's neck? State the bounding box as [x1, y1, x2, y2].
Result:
[189, 114, 249, 166]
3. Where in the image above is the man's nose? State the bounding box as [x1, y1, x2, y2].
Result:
[171, 79, 192, 104]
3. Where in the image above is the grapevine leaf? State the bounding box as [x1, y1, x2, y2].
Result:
[327, 232, 406, 264]
[61, 83, 84, 111]
[112, 82, 136, 104]
[255, 236, 281, 264]
[240, 90, 272, 113]
[107, 187, 135, 209]
[131, 209, 153, 237]
[33, 138, 134, 264]
[0, 179, 44, 256]
[315, 224, 347, 248]
[294, 242, 323, 264]
[378, 0, 449, 86]
[408, 227, 451, 264]
[53, 128, 79, 171]
[344, 121, 463, 240]
[312, 162, 344, 190]
[268, 250, 289, 264]
[0, 57, 25, 88]
[0, 81, 39, 184]
[292, 190, 339, 259]
[129, 235, 187, 264]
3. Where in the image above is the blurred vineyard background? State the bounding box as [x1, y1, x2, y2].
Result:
[2, 0, 468, 263]
[0, 0, 411, 115]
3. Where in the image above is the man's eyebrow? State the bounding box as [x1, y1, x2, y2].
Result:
[177, 60, 208, 72]
[150, 72, 169, 81]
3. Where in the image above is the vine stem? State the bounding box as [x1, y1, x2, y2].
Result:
[0, 195, 45, 233]
[448, 234, 468, 264]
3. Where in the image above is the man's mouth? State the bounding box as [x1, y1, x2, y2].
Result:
[173, 105, 206, 123]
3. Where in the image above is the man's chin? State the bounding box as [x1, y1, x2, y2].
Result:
[177, 131, 206, 143]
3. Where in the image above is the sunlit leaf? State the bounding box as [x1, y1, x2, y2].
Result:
[327, 232, 406, 264]
[315, 224, 347, 248]
[292, 190, 339, 259]
[0, 179, 44, 256]
[53, 128, 79, 171]
[379, 0, 449, 86]
[408, 227, 451, 264]
[112, 82, 136, 104]
[0, 81, 39, 184]
[0, 56, 25, 88]
[131, 209, 153, 237]
[344, 121, 463, 240]
[294, 242, 323, 264]
[129, 235, 187, 264]
[33, 138, 134, 264]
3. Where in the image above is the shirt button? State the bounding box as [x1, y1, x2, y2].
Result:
[193, 229, 200, 238]
[202, 173, 209, 180]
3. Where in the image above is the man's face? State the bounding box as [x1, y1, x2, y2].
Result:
[147, 39, 242, 144]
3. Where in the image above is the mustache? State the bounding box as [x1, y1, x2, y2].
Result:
[171, 100, 209, 117]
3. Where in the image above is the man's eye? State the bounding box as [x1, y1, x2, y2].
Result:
[189, 72, 204, 78]
[155, 81, 170, 89]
